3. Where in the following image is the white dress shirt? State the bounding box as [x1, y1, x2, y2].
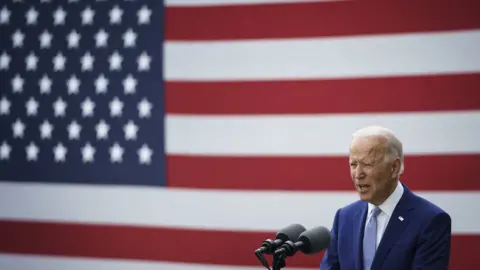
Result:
[364, 180, 404, 248]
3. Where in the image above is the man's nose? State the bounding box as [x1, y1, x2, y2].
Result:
[354, 166, 365, 179]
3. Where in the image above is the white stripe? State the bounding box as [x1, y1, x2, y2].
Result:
[164, 30, 480, 81]
[166, 0, 336, 7]
[166, 110, 480, 155]
[0, 182, 478, 233]
[0, 254, 312, 270]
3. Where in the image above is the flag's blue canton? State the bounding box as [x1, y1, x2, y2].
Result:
[0, 0, 166, 187]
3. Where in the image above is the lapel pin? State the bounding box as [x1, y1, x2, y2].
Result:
[398, 216, 404, 221]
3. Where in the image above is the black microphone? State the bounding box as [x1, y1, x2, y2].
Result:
[274, 226, 331, 257]
[255, 223, 307, 255]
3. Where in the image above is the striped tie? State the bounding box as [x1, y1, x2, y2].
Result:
[363, 207, 381, 270]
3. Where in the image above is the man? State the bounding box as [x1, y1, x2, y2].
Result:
[320, 125, 451, 270]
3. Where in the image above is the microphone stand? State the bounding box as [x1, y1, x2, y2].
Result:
[255, 250, 271, 270]
[271, 252, 286, 270]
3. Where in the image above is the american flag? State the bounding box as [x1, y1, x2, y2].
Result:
[0, 0, 479, 269]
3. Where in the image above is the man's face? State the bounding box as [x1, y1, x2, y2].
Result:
[348, 136, 397, 205]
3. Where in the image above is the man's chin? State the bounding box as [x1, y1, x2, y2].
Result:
[358, 192, 372, 202]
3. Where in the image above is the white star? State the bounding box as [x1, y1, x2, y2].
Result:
[138, 98, 152, 118]
[53, 7, 67, 25]
[39, 30, 53, 48]
[25, 7, 39, 25]
[137, 5, 151, 25]
[12, 29, 24, 47]
[138, 144, 153, 165]
[39, 75, 52, 94]
[25, 52, 38, 71]
[95, 29, 108, 48]
[123, 74, 137, 94]
[0, 6, 11, 25]
[12, 118, 25, 138]
[12, 74, 24, 93]
[109, 142, 124, 163]
[81, 51, 94, 71]
[95, 119, 109, 140]
[95, 74, 108, 94]
[53, 143, 67, 162]
[123, 120, 138, 140]
[81, 6, 94, 25]
[53, 52, 66, 71]
[109, 5, 123, 24]
[25, 97, 39, 116]
[53, 97, 67, 117]
[0, 96, 11, 115]
[39, 120, 53, 139]
[0, 51, 10, 70]
[137, 51, 151, 71]
[67, 75, 80, 94]
[67, 30, 81, 48]
[81, 97, 95, 117]
[26, 142, 39, 161]
[109, 97, 123, 117]
[81, 143, 95, 163]
[0, 141, 11, 160]
[67, 120, 81, 140]
[123, 29, 137, 48]
[109, 51, 122, 70]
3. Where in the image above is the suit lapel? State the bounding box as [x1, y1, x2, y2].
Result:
[371, 186, 415, 270]
[353, 202, 368, 270]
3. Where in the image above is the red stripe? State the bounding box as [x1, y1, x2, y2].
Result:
[166, 74, 480, 114]
[0, 220, 476, 269]
[167, 154, 480, 191]
[165, 0, 480, 40]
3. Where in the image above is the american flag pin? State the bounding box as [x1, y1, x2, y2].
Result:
[398, 216, 404, 221]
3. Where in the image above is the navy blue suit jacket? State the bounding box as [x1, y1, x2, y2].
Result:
[320, 184, 452, 270]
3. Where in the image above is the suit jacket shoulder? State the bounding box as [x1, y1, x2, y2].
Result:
[408, 191, 449, 218]
[377, 186, 452, 270]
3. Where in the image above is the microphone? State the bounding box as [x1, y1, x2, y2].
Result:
[255, 223, 307, 254]
[274, 226, 331, 257]
[254, 224, 306, 270]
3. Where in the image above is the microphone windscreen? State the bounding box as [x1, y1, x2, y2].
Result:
[297, 226, 331, 254]
[276, 223, 307, 242]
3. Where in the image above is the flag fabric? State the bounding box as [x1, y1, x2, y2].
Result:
[0, 0, 479, 269]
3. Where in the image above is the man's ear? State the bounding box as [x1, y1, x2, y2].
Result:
[391, 158, 401, 177]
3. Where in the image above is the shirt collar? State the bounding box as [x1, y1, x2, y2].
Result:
[368, 180, 404, 217]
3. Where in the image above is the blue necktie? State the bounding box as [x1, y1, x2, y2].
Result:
[363, 207, 381, 270]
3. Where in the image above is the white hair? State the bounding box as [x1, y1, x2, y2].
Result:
[352, 125, 404, 175]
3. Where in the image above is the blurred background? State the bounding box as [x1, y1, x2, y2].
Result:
[0, 0, 479, 269]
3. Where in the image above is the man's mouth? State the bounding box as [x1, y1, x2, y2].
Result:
[357, 184, 370, 192]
